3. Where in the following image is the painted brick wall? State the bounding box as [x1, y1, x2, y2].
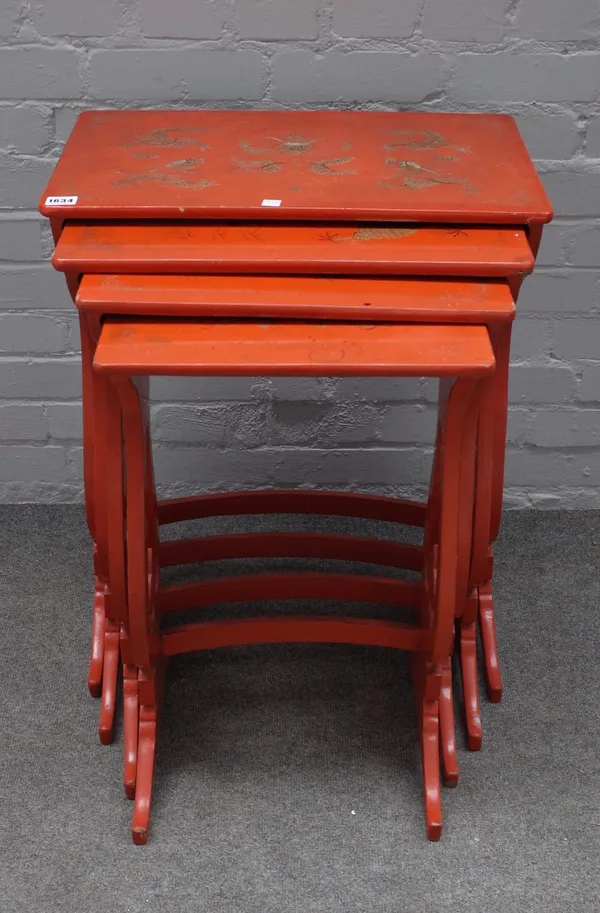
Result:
[1, 0, 599, 507]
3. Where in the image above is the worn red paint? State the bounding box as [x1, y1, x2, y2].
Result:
[40, 110, 552, 223]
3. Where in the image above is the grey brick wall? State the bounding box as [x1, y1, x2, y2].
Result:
[1, 0, 599, 507]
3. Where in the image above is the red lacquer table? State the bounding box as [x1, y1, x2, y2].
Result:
[95, 313, 495, 841]
[40, 110, 551, 836]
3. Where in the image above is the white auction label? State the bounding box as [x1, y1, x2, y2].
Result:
[45, 195, 78, 206]
[261, 199, 282, 207]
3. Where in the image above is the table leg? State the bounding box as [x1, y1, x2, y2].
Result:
[458, 609, 482, 751]
[132, 664, 166, 846]
[489, 323, 512, 547]
[435, 373, 479, 759]
[88, 585, 105, 699]
[81, 313, 123, 741]
[80, 317, 109, 698]
[123, 663, 139, 799]
[423, 377, 481, 839]
[439, 657, 458, 787]
[478, 580, 502, 702]
[113, 376, 163, 842]
[464, 323, 512, 723]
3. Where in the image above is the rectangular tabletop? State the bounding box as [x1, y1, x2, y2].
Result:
[78, 274, 515, 324]
[94, 319, 495, 378]
[40, 110, 552, 225]
[55, 222, 534, 278]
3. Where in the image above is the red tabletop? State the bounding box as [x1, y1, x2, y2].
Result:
[94, 319, 496, 378]
[77, 274, 516, 324]
[54, 222, 534, 277]
[40, 110, 552, 225]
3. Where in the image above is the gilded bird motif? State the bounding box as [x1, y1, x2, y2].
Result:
[238, 134, 321, 156]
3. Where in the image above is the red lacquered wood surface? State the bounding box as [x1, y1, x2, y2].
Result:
[157, 573, 422, 614]
[88, 587, 105, 697]
[156, 489, 427, 527]
[39, 110, 552, 224]
[122, 663, 138, 798]
[439, 658, 458, 787]
[159, 532, 423, 572]
[55, 222, 534, 278]
[478, 580, 503, 702]
[94, 320, 495, 378]
[161, 617, 433, 658]
[77, 274, 516, 324]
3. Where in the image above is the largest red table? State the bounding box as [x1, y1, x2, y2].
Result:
[40, 110, 552, 749]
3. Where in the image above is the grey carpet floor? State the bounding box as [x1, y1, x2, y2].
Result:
[1, 505, 599, 913]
